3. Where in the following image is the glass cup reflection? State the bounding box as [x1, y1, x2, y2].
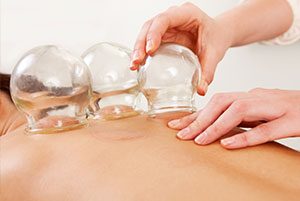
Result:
[82, 42, 140, 120]
[10, 45, 92, 134]
[138, 43, 200, 116]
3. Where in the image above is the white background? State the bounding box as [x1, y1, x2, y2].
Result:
[1, 0, 300, 150]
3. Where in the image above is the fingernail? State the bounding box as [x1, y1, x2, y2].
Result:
[130, 66, 137, 71]
[195, 131, 208, 144]
[221, 137, 235, 146]
[146, 39, 153, 53]
[199, 79, 208, 95]
[168, 119, 180, 128]
[131, 50, 139, 62]
[177, 127, 190, 139]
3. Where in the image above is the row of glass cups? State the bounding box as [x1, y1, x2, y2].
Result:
[10, 43, 201, 134]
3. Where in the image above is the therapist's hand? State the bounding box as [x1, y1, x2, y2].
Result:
[130, 2, 233, 95]
[168, 88, 300, 149]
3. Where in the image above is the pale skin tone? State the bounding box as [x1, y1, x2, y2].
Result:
[169, 89, 300, 149]
[1, 97, 300, 200]
[0, 91, 26, 135]
[130, 0, 298, 149]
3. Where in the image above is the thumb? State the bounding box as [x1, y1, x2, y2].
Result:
[197, 49, 218, 96]
[161, 31, 195, 52]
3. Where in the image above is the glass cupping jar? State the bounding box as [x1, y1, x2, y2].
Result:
[82, 42, 140, 120]
[138, 43, 200, 116]
[10, 45, 92, 134]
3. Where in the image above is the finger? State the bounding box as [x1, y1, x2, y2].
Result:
[168, 110, 201, 130]
[176, 92, 248, 140]
[145, 3, 204, 54]
[197, 77, 208, 96]
[161, 30, 196, 51]
[221, 117, 290, 149]
[194, 98, 283, 145]
[145, 13, 171, 55]
[197, 48, 219, 96]
[130, 20, 153, 70]
[248, 87, 268, 94]
[194, 99, 250, 145]
[195, 27, 208, 96]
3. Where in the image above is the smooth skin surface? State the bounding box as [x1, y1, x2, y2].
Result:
[168, 89, 300, 149]
[1, 113, 300, 201]
[1, 91, 300, 200]
[0, 91, 26, 135]
[130, 0, 296, 149]
[130, 0, 293, 94]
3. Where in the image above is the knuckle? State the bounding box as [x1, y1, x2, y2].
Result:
[231, 100, 248, 114]
[189, 119, 202, 131]
[181, 2, 195, 8]
[179, 116, 191, 125]
[210, 93, 227, 105]
[255, 124, 271, 141]
[166, 5, 178, 12]
[248, 87, 265, 94]
[207, 125, 221, 135]
[155, 13, 169, 22]
[239, 134, 250, 146]
[142, 20, 152, 29]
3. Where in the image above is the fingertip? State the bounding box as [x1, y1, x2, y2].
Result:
[194, 131, 209, 145]
[176, 127, 190, 139]
[129, 60, 139, 70]
[197, 87, 206, 96]
[146, 39, 154, 54]
[194, 136, 203, 145]
[221, 137, 234, 146]
[197, 79, 208, 96]
[220, 137, 241, 149]
[146, 35, 161, 55]
[176, 133, 184, 140]
[130, 65, 138, 71]
[131, 50, 141, 62]
[168, 119, 180, 128]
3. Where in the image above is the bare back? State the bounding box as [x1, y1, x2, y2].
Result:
[1, 114, 300, 201]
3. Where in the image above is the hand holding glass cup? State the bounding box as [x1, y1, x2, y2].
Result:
[138, 43, 200, 117]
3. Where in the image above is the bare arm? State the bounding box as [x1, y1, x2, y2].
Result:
[130, 0, 294, 94]
[218, 0, 293, 47]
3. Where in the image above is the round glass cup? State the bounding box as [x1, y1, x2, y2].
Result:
[10, 45, 92, 134]
[82, 42, 140, 120]
[138, 43, 200, 117]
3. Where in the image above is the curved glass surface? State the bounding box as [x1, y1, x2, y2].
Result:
[82, 42, 139, 120]
[138, 43, 200, 116]
[10, 45, 92, 134]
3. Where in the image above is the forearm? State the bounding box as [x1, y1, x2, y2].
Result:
[216, 0, 293, 47]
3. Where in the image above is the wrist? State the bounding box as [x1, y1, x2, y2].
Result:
[214, 0, 294, 47]
[214, 12, 239, 48]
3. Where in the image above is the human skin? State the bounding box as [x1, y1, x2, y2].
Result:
[130, 0, 293, 95]
[0, 91, 26, 135]
[130, 1, 297, 149]
[169, 89, 300, 149]
[1, 111, 300, 201]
